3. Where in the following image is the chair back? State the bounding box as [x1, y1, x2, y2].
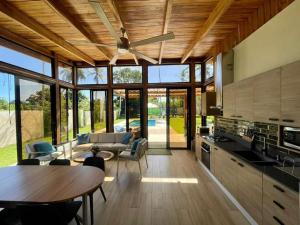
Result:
[134, 138, 148, 159]
[49, 159, 71, 166]
[25, 141, 56, 159]
[83, 157, 105, 172]
[18, 159, 40, 165]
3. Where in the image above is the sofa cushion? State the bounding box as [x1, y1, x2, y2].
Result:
[131, 138, 142, 155]
[34, 142, 55, 157]
[77, 133, 90, 144]
[114, 133, 128, 143]
[121, 133, 132, 144]
[73, 143, 93, 152]
[98, 133, 115, 143]
[89, 133, 99, 143]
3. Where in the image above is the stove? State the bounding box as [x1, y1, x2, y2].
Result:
[202, 135, 232, 143]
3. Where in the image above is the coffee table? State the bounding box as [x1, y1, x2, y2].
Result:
[73, 150, 115, 163]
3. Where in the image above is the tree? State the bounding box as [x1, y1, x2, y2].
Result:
[59, 65, 72, 82]
[113, 67, 142, 83]
[77, 67, 106, 84]
[180, 66, 189, 82]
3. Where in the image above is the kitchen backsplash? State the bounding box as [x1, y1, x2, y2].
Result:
[215, 117, 300, 159]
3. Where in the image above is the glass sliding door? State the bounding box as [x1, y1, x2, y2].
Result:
[78, 90, 91, 134]
[128, 90, 142, 137]
[0, 72, 17, 167]
[19, 79, 53, 158]
[60, 88, 74, 142]
[93, 90, 107, 133]
[168, 89, 188, 148]
[113, 89, 126, 132]
[147, 89, 167, 148]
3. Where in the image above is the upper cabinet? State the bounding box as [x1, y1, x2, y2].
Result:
[235, 77, 254, 121]
[223, 60, 300, 126]
[253, 69, 281, 123]
[281, 61, 300, 127]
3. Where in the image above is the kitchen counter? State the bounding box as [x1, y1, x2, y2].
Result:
[199, 134, 300, 192]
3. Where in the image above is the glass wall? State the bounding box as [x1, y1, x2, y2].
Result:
[205, 58, 214, 80]
[113, 89, 126, 132]
[113, 66, 142, 84]
[93, 91, 107, 133]
[58, 62, 73, 83]
[60, 88, 74, 142]
[0, 45, 52, 77]
[128, 90, 141, 135]
[0, 72, 17, 167]
[148, 65, 190, 83]
[195, 88, 202, 129]
[195, 64, 202, 82]
[78, 90, 91, 134]
[77, 67, 108, 85]
[20, 79, 53, 158]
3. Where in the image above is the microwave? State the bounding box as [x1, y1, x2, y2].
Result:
[281, 126, 300, 151]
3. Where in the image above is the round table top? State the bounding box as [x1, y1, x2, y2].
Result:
[73, 151, 115, 163]
[0, 166, 105, 205]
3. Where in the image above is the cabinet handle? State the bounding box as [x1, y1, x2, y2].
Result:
[273, 216, 285, 225]
[269, 118, 279, 121]
[273, 184, 285, 193]
[231, 158, 236, 162]
[235, 115, 242, 118]
[230, 115, 235, 117]
[273, 200, 285, 210]
[282, 119, 294, 123]
[238, 162, 244, 167]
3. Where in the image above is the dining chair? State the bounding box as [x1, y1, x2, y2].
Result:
[17, 201, 82, 225]
[49, 159, 71, 166]
[18, 159, 40, 165]
[83, 156, 106, 225]
[0, 208, 20, 225]
[117, 138, 148, 177]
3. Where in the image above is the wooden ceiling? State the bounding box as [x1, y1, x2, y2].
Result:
[0, 0, 294, 65]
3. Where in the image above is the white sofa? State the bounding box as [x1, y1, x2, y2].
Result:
[72, 132, 132, 153]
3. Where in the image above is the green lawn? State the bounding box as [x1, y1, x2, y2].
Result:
[169, 117, 185, 134]
[0, 144, 17, 167]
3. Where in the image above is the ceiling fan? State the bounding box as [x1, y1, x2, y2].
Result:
[68, 0, 175, 65]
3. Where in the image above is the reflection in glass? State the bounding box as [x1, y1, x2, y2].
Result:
[128, 90, 141, 136]
[58, 62, 72, 83]
[148, 65, 190, 83]
[113, 89, 126, 132]
[93, 91, 106, 133]
[0, 72, 17, 167]
[113, 66, 142, 83]
[78, 90, 91, 134]
[147, 89, 167, 148]
[195, 64, 202, 82]
[205, 58, 214, 80]
[169, 89, 188, 148]
[0, 45, 52, 77]
[77, 67, 107, 85]
[20, 79, 52, 158]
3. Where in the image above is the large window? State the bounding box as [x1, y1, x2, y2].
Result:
[0, 45, 52, 77]
[148, 65, 190, 83]
[77, 67, 108, 85]
[58, 62, 73, 83]
[78, 90, 91, 134]
[195, 64, 202, 82]
[60, 88, 74, 142]
[113, 89, 126, 132]
[0, 72, 17, 167]
[205, 58, 214, 80]
[20, 79, 53, 158]
[113, 66, 142, 84]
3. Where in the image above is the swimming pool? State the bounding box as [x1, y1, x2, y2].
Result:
[129, 119, 156, 127]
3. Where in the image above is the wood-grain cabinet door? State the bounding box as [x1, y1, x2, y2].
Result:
[237, 160, 263, 225]
[223, 83, 236, 119]
[281, 61, 300, 127]
[235, 78, 254, 121]
[254, 69, 281, 123]
[213, 147, 224, 181]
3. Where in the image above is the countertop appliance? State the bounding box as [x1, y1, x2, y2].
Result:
[201, 141, 211, 169]
[281, 126, 300, 151]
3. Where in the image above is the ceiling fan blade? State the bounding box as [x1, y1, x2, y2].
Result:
[130, 32, 175, 48]
[132, 53, 139, 65]
[68, 40, 115, 47]
[89, 0, 121, 42]
[109, 54, 118, 65]
[129, 49, 158, 64]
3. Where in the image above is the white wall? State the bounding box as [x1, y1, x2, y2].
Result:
[234, 0, 300, 81]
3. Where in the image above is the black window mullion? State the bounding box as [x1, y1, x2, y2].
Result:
[14, 76, 22, 162]
[125, 89, 129, 132]
[90, 90, 95, 133]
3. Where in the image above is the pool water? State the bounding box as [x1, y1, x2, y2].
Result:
[129, 119, 156, 127]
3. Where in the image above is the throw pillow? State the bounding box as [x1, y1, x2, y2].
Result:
[77, 133, 90, 145]
[131, 138, 142, 155]
[34, 142, 56, 157]
[121, 133, 132, 144]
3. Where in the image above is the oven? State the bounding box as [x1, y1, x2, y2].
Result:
[281, 126, 300, 151]
[201, 142, 211, 169]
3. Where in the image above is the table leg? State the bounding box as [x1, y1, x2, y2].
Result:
[82, 194, 88, 225]
[70, 141, 73, 160]
[116, 149, 119, 178]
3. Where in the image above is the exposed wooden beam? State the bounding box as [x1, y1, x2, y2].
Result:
[44, 0, 112, 61]
[181, 0, 234, 63]
[0, 0, 95, 66]
[159, 0, 173, 64]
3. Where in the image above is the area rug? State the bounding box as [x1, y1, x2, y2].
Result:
[147, 149, 172, 155]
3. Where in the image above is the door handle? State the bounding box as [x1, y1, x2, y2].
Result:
[282, 119, 294, 123]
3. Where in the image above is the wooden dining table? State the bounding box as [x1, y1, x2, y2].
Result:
[0, 165, 105, 225]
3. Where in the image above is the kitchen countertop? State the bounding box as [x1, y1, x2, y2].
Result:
[198, 134, 300, 193]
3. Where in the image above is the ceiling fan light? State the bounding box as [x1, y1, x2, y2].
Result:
[118, 48, 128, 54]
